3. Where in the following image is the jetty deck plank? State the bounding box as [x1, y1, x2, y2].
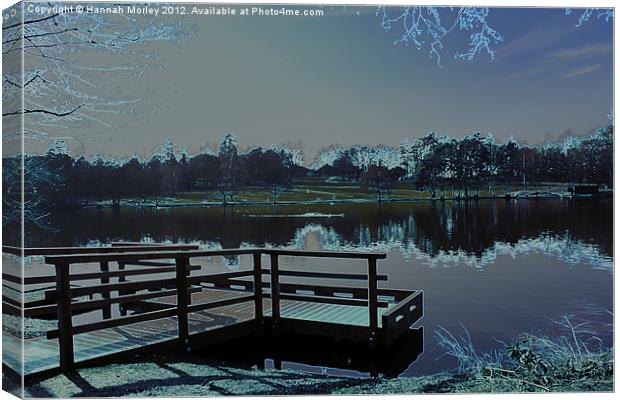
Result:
[146, 288, 394, 328]
[10, 292, 257, 375]
[9, 287, 399, 375]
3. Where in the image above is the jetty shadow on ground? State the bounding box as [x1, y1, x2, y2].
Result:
[195, 326, 425, 378]
[20, 328, 423, 397]
[22, 359, 357, 397]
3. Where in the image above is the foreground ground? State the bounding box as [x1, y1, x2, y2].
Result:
[2, 314, 613, 397]
[3, 338, 612, 397]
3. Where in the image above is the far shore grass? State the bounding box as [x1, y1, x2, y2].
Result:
[83, 181, 582, 208]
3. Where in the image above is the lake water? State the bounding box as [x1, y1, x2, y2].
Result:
[23, 198, 613, 377]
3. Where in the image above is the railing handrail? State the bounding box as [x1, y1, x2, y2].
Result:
[43, 248, 387, 265]
[3, 244, 199, 256]
[44, 249, 260, 264]
[261, 249, 387, 259]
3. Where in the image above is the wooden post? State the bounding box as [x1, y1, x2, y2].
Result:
[368, 257, 378, 347]
[55, 262, 75, 373]
[253, 253, 263, 329]
[175, 257, 190, 350]
[118, 261, 126, 282]
[270, 254, 280, 336]
[100, 261, 111, 319]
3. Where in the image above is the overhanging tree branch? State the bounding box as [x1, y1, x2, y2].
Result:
[2, 28, 79, 45]
[2, 13, 60, 30]
[2, 105, 82, 117]
[3, 72, 48, 88]
[2, 2, 192, 141]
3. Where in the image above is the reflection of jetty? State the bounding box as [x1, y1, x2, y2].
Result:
[2, 244, 423, 376]
[201, 327, 424, 378]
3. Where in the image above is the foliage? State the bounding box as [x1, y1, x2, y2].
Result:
[377, 7, 613, 66]
[360, 163, 401, 202]
[2, 2, 192, 141]
[2, 134, 299, 235]
[312, 122, 613, 198]
[435, 323, 504, 374]
[1, 121, 613, 241]
[1, 2, 193, 233]
[436, 315, 613, 392]
[377, 6, 503, 66]
[217, 134, 242, 203]
[397, 124, 613, 197]
[2, 151, 66, 234]
[565, 8, 614, 27]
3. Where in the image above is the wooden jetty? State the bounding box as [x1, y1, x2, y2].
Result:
[2, 244, 423, 376]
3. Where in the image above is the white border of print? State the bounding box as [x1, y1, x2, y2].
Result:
[0, 2, 616, 400]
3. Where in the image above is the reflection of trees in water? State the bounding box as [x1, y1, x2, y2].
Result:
[346, 200, 613, 260]
[296, 225, 612, 271]
[20, 200, 612, 268]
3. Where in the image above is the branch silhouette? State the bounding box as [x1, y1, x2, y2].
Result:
[2, 105, 82, 117]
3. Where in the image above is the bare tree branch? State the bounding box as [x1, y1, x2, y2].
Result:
[2, 13, 60, 30]
[3, 104, 82, 117]
[3, 72, 48, 88]
[2, 28, 78, 46]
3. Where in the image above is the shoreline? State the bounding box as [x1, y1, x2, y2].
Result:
[5, 349, 612, 397]
[73, 191, 613, 210]
[5, 317, 613, 397]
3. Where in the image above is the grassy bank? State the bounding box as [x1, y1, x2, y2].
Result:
[83, 181, 582, 208]
[11, 350, 611, 397]
[9, 319, 612, 397]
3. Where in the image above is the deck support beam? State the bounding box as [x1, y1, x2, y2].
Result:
[368, 257, 378, 347]
[253, 253, 263, 331]
[55, 262, 75, 373]
[100, 261, 111, 319]
[175, 257, 190, 350]
[270, 254, 280, 337]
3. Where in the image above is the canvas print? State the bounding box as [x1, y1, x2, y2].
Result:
[1, 1, 614, 397]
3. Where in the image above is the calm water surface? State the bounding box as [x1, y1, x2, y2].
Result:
[25, 198, 613, 377]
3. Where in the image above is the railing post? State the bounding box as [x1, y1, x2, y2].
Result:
[100, 261, 111, 319]
[270, 254, 280, 337]
[118, 261, 127, 316]
[55, 262, 75, 373]
[368, 256, 378, 347]
[175, 257, 190, 350]
[253, 252, 263, 330]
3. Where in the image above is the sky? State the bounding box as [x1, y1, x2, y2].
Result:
[22, 5, 614, 162]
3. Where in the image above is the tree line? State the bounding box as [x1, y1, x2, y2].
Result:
[34, 134, 307, 209]
[2, 125, 613, 229]
[316, 124, 613, 198]
[399, 125, 613, 197]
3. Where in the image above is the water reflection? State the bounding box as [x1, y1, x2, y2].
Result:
[299, 227, 613, 271]
[19, 199, 613, 272]
[9, 198, 614, 377]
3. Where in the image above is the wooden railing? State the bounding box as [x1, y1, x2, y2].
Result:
[2, 243, 199, 257]
[2, 244, 200, 320]
[38, 248, 388, 372]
